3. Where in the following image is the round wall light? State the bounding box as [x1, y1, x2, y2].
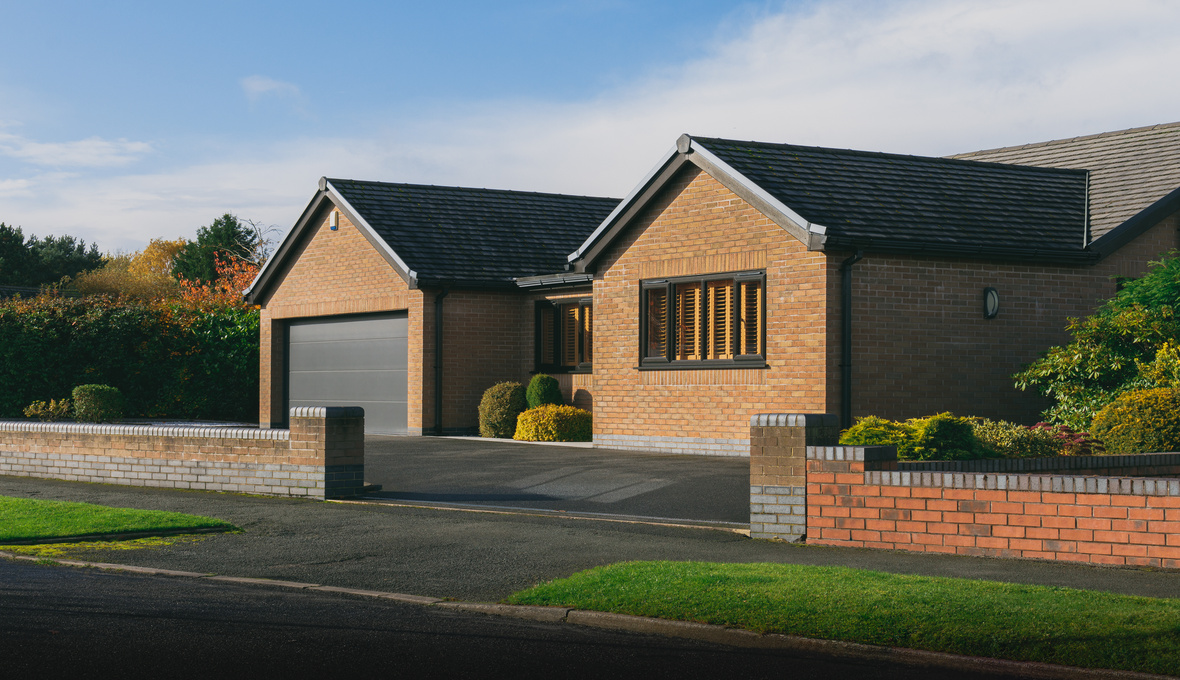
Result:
[983, 287, 1000, 319]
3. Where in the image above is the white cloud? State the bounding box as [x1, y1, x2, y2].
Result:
[0, 133, 152, 168]
[6, 0, 1180, 251]
[240, 75, 302, 104]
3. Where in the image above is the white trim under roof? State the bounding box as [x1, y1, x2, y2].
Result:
[321, 178, 418, 287]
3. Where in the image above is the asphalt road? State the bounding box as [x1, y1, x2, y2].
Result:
[363, 436, 750, 524]
[0, 559, 1016, 680]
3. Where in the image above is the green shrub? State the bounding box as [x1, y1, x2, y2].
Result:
[1090, 388, 1180, 455]
[908, 413, 983, 461]
[478, 382, 527, 438]
[514, 405, 592, 442]
[72, 384, 125, 422]
[839, 416, 916, 455]
[971, 418, 1062, 458]
[526, 374, 564, 409]
[22, 398, 72, 422]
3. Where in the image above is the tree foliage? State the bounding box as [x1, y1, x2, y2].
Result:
[172, 214, 260, 284]
[1015, 251, 1180, 429]
[0, 223, 103, 287]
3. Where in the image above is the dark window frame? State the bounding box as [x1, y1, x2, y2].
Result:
[638, 270, 766, 370]
[535, 298, 592, 373]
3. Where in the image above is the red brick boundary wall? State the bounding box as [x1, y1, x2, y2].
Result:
[0, 407, 365, 500]
[808, 445, 1180, 568]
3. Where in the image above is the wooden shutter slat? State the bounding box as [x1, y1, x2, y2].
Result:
[646, 289, 666, 358]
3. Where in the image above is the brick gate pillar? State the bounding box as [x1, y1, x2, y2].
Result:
[750, 413, 839, 541]
[289, 406, 366, 499]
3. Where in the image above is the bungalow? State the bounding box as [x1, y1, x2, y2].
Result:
[245, 122, 1180, 455]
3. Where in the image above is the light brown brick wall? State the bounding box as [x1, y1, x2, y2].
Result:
[846, 213, 1179, 423]
[257, 209, 425, 430]
[592, 166, 832, 448]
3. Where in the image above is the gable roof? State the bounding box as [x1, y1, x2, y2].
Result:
[247, 178, 620, 301]
[951, 122, 1180, 241]
[570, 135, 1092, 270]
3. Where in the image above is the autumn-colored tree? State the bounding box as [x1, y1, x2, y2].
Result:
[178, 253, 259, 307]
[130, 237, 187, 278]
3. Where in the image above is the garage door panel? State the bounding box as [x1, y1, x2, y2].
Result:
[288, 337, 407, 372]
[287, 314, 407, 435]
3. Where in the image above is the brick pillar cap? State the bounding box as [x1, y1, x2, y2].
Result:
[290, 406, 366, 419]
[750, 413, 838, 428]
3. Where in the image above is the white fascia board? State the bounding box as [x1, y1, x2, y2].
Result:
[322, 179, 419, 287]
[568, 145, 681, 263]
[687, 140, 828, 250]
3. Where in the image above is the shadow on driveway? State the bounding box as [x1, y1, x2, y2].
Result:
[362, 436, 750, 525]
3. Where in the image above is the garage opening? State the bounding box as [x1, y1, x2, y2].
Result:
[286, 312, 408, 435]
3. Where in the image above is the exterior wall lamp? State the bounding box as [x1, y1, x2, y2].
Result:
[329, 210, 340, 231]
[983, 287, 999, 319]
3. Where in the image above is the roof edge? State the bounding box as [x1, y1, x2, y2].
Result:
[244, 190, 334, 304]
[1088, 184, 1180, 260]
[322, 179, 418, 288]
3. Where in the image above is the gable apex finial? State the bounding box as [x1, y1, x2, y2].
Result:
[676, 134, 693, 155]
[318, 177, 328, 192]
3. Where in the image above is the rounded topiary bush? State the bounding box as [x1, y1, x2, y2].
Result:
[514, 405, 592, 442]
[478, 381, 527, 438]
[909, 412, 982, 461]
[526, 374, 564, 409]
[72, 384, 125, 423]
[1091, 388, 1180, 455]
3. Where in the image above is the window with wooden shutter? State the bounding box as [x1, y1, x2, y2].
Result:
[536, 299, 593, 372]
[675, 282, 701, 361]
[639, 271, 764, 368]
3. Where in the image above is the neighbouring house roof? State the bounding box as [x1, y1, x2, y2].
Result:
[951, 122, 1180, 242]
[247, 178, 620, 300]
[569, 135, 1093, 270]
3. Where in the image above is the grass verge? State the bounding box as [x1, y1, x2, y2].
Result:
[0, 495, 236, 542]
[505, 561, 1180, 676]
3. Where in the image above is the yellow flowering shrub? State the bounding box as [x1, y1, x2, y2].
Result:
[514, 405, 592, 442]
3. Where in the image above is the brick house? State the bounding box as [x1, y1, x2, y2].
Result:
[246, 122, 1180, 452]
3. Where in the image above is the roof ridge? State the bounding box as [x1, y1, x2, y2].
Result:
[951, 120, 1180, 158]
[324, 177, 619, 203]
[691, 136, 1086, 176]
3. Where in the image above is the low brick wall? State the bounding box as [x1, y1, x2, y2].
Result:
[749, 414, 839, 541]
[0, 406, 365, 500]
[808, 446, 1180, 568]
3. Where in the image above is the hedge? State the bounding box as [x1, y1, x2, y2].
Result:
[0, 296, 258, 422]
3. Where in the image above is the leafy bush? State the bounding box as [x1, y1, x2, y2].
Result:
[22, 398, 72, 422]
[1090, 388, 1180, 455]
[526, 374, 564, 409]
[72, 384, 125, 422]
[1016, 251, 1180, 429]
[971, 418, 1062, 458]
[0, 296, 259, 421]
[514, 405, 592, 442]
[478, 382, 527, 438]
[1029, 422, 1105, 456]
[839, 415, 916, 455]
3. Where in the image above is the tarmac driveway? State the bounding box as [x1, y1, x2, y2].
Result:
[362, 437, 749, 526]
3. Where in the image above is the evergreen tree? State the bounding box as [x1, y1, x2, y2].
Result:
[172, 214, 259, 284]
[0, 223, 103, 287]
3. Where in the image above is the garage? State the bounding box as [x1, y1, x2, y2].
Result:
[287, 313, 408, 435]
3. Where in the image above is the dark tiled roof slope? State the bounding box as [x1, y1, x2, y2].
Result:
[329, 179, 620, 286]
[694, 137, 1090, 260]
[950, 121, 1180, 240]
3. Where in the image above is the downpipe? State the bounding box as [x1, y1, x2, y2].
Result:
[839, 250, 864, 430]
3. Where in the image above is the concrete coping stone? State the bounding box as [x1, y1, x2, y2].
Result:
[750, 413, 839, 428]
[289, 406, 365, 419]
[868, 469, 1180, 497]
[0, 420, 290, 441]
[806, 446, 897, 462]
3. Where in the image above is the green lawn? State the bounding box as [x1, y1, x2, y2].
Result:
[0, 495, 236, 542]
[506, 561, 1180, 676]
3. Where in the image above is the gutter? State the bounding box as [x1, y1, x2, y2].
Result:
[434, 288, 450, 436]
[839, 250, 864, 431]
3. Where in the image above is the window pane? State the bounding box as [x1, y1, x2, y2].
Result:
[706, 280, 733, 360]
[675, 282, 701, 360]
[582, 305, 592, 364]
[561, 304, 578, 366]
[539, 307, 555, 365]
[646, 288, 667, 358]
[740, 280, 762, 356]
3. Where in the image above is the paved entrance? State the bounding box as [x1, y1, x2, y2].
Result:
[361, 436, 749, 525]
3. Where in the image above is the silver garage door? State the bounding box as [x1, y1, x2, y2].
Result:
[287, 313, 408, 434]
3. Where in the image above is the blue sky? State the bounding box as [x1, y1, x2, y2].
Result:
[2, 0, 1179, 253]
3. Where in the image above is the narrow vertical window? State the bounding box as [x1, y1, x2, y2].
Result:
[560, 304, 579, 366]
[646, 288, 667, 358]
[675, 282, 701, 361]
[581, 304, 593, 364]
[706, 280, 733, 360]
[739, 279, 762, 356]
[539, 306, 555, 366]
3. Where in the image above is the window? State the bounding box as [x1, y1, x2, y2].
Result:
[640, 271, 764, 368]
[536, 298, 592, 371]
